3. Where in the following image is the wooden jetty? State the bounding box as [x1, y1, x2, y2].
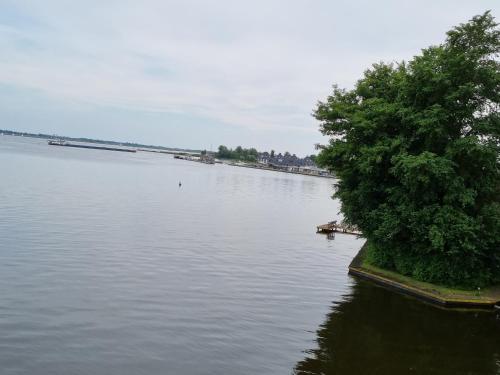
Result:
[316, 221, 362, 236]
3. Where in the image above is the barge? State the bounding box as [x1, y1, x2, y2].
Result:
[48, 140, 136, 153]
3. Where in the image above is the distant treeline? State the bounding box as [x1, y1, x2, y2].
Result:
[216, 144, 317, 166]
[0, 129, 199, 153]
[216, 145, 259, 162]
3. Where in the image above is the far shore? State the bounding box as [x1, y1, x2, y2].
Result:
[222, 160, 334, 178]
[3, 132, 333, 179]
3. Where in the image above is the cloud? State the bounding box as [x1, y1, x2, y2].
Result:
[0, 0, 499, 153]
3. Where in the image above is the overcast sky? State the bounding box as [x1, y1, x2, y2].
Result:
[1, 1, 498, 155]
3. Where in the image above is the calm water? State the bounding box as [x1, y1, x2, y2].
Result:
[0, 136, 498, 375]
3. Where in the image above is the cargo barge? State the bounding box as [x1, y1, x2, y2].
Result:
[48, 140, 136, 153]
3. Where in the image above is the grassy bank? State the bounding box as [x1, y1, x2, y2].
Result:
[349, 242, 500, 308]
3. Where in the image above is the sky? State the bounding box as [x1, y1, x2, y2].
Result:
[0, 1, 499, 155]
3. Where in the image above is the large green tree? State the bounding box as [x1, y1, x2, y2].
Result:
[315, 12, 500, 288]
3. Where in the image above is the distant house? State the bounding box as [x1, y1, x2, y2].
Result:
[257, 150, 317, 168]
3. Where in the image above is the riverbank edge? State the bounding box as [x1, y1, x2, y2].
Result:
[222, 161, 335, 178]
[348, 242, 500, 309]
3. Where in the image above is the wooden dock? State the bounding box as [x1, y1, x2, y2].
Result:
[316, 221, 362, 236]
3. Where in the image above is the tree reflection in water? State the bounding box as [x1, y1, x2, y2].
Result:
[294, 280, 500, 375]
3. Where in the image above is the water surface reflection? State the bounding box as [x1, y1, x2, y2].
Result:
[294, 280, 500, 375]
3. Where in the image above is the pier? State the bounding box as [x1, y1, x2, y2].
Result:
[316, 221, 362, 236]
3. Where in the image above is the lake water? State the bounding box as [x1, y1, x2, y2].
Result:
[0, 136, 498, 375]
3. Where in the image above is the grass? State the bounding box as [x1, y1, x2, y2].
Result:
[360, 261, 500, 302]
[349, 242, 500, 305]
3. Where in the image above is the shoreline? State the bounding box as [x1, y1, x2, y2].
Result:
[171, 153, 335, 178]
[223, 161, 334, 178]
[348, 242, 500, 309]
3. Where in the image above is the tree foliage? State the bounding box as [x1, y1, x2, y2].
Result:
[217, 145, 259, 162]
[315, 12, 500, 288]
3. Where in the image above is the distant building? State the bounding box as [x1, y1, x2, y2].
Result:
[257, 152, 316, 168]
